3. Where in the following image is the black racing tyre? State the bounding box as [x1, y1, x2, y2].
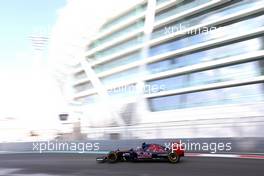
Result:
[108, 152, 118, 163]
[168, 152, 180, 163]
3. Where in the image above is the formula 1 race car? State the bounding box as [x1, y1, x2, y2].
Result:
[96, 142, 184, 163]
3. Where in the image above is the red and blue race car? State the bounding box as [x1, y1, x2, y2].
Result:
[96, 142, 184, 163]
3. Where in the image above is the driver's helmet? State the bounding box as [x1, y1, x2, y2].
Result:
[142, 142, 147, 149]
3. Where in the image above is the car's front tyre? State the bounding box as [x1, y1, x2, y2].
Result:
[108, 152, 118, 163]
[168, 152, 180, 163]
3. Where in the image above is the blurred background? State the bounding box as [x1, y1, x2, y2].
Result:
[1, 0, 264, 142]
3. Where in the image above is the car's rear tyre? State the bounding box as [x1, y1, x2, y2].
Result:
[108, 152, 118, 163]
[168, 152, 180, 163]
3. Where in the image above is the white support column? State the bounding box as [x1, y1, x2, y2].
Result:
[135, 0, 157, 121]
[79, 57, 125, 127]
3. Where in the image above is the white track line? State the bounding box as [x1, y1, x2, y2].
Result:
[186, 153, 264, 159]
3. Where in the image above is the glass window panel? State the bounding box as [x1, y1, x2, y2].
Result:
[74, 82, 93, 93]
[75, 94, 99, 104]
[155, 0, 211, 21]
[156, 0, 171, 5]
[147, 37, 264, 74]
[147, 59, 264, 93]
[74, 71, 87, 80]
[93, 52, 141, 73]
[152, 0, 263, 39]
[149, 14, 264, 57]
[90, 35, 143, 60]
[145, 75, 187, 93]
[89, 20, 144, 50]
[149, 94, 182, 111]
[101, 67, 139, 85]
[148, 83, 264, 111]
[185, 89, 220, 108]
[221, 83, 264, 104]
[100, 3, 147, 31]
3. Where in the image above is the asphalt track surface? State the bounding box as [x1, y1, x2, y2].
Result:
[0, 154, 263, 176]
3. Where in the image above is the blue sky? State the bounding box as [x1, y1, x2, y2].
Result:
[0, 0, 66, 70]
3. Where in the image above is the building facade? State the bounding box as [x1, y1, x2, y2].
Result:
[68, 0, 264, 139]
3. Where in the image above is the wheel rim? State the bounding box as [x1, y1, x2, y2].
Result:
[169, 153, 178, 162]
[108, 153, 117, 161]
[170, 154, 177, 160]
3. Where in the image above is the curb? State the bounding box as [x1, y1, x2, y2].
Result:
[185, 153, 264, 159]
